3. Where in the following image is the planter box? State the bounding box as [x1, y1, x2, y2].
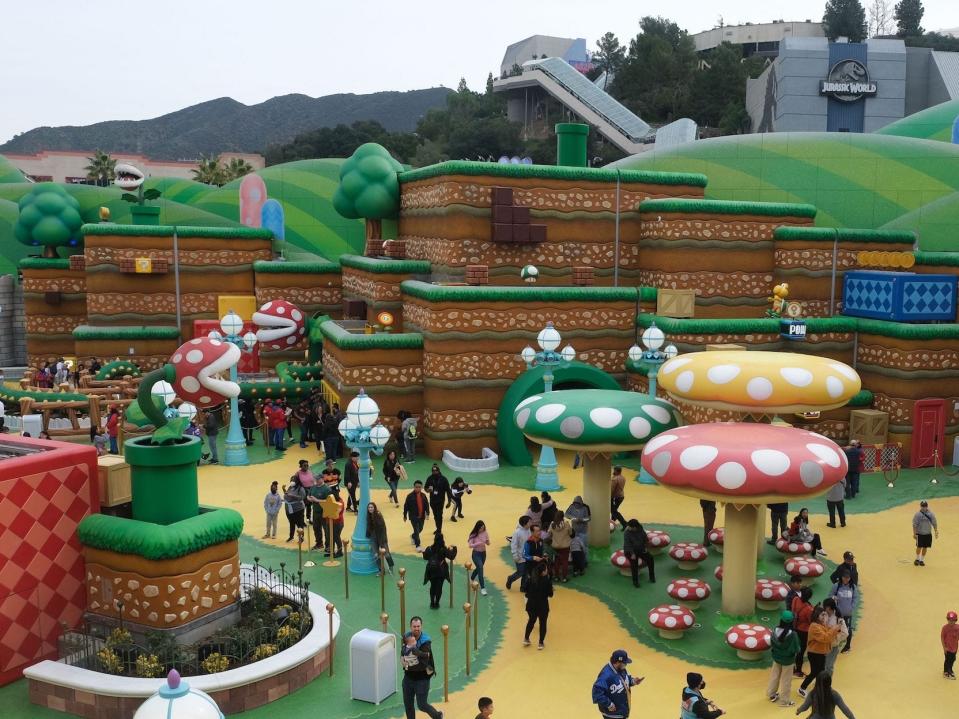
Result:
[842, 271, 958, 322]
[97, 455, 132, 507]
[849, 409, 888, 445]
[657, 289, 696, 318]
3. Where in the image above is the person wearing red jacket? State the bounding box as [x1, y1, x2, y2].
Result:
[106, 406, 121, 454]
[791, 587, 814, 677]
[942, 610, 959, 679]
[264, 400, 287, 452]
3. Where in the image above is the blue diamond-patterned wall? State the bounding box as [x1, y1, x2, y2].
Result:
[842, 271, 957, 322]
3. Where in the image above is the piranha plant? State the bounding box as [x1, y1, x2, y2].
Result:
[115, 163, 161, 206]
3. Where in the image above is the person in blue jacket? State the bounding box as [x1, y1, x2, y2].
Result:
[592, 650, 643, 718]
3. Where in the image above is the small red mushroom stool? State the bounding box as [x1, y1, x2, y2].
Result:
[714, 565, 723, 582]
[776, 537, 813, 556]
[725, 623, 772, 661]
[610, 550, 643, 577]
[668, 542, 708, 570]
[756, 579, 790, 610]
[706, 527, 724, 553]
[666, 578, 712, 609]
[783, 556, 824, 585]
[646, 529, 671, 555]
[648, 604, 695, 639]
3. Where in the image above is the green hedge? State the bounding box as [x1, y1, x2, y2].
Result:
[77, 508, 243, 560]
[638, 198, 818, 218]
[274, 362, 323, 382]
[81, 224, 273, 240]
[774, 227, 916, 243]
[339, 254, 432, 274]
[399, 160, 708, 187]
[95, 360, 142, 380]
[0, 386, 88, 403]
[319, 320, 423, 350]
[636, 313, 959, 340]
[73, 325, 181, 340]
[848, 390, 874, 406]
[18, 258, 73, 270]
[401, 280, 639, 303]
[254, 260, 340, 274]
[640, 287, 658, 302]
[913, 252, 959, 267]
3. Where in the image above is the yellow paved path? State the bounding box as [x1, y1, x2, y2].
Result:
[198, 450, 958, 717]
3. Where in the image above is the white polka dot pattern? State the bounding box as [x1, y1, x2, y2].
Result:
[806, 443, 841, 468]
[669, 543, 708, 562]
[680, 445, 719, 471]
[726, 623, 772, 651]
[746, 376, 774, 400]
[534, 403, 566, 423]
[784, 557, 824, 577]
[644, 434, 679, 454]
[667, 578, 711, 600]
[707, 364, 741, 385]
[590, 407, 622, 429]
[780, 367, 813, 387]
[648, 604, 694, 630]
[707, 528, 724, 544]
[756, 579, 789, 600]
[629, 416, 652, 440]
[515, 408, 531, 429]
[751, 449, 791, 476]
[646, 530, 671, 547]
[185, 349, 205, 364]
[651, 451, 672, 476]
[799, 460, 824, 488]
[715, 461, 747, 490]
[661, 357, 693, 374]
[644, 405, 671, 424]
[676, 370, 695, 393]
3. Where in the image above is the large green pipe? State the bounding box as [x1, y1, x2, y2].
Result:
[555, 122, 589, 167]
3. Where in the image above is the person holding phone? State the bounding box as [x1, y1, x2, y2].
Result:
[592, 649, 643, 719]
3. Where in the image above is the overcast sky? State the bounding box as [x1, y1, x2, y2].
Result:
[1, 0, 954, 145]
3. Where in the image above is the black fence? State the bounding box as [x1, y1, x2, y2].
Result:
[59, 559, 313, 678]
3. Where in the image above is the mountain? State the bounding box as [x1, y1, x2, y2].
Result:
[0, 88, 452, 159]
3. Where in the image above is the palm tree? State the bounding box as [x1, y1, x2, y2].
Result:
[85, 150, 116, 187]
[224, 157, 254, 181]
[191, 155, 227, 186]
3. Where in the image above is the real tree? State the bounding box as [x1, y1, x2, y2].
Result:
[823, 0, 868, 42]
[867, 0, 894, 37]
[593, 32, 626, 90]
[84, 150, 116, 187]
[894, 0, 924, 37]
[191, 155, 227, 186]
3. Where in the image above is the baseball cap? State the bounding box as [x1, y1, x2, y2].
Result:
[948, 611, 958, 621]
[781, 610, 794, 623]
[843, 551, 854, 560]
[610, 649, 632, 664]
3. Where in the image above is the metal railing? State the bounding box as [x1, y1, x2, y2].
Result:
[58, 559, 312, 678]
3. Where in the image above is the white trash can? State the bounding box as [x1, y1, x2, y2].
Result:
[350, 629, 397, 704]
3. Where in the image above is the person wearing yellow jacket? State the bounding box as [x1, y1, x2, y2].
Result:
[798, 608, 840, 697]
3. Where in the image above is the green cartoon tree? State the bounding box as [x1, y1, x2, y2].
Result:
[332, 142, 402, 240]
[14, 183, 83, 258]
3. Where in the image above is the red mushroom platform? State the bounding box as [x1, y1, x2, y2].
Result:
[714, 565, 723, 582]
[646, 529, 671, 555]
[666, 578, 712, 608]
[784, 556, 825, 584]
[668, 542, 708, 570]
[706, 527, 724, 553]
[648, 604, 695, 639]
[756, 579, 790, 610]
[725, 623, 772, 660]
[610, 549, 642, 577]
[776, 537, 814, 556]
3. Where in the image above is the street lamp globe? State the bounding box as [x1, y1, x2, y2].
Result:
[369, 423, 390, 448]
[242, 331, 258, 350]
[628, 344, 643, 363]
[346, 390, 379, 429]
[208, 330, 223, 342]
[663, 344, 678, 360]
[177, 402, 197, 420]
[641, 323, 665, 352]
[561, 344, 576, 363]
[338, 416, 356, 437]
[537, 322, 561, 352]
[151, 380, 176, 406]
[521, 346, 536, 364]
[220, 311, 244, 337]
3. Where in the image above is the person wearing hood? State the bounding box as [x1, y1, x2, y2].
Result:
[400, 617, 443, 719]
[767, 610, 800, 706]
[681, 672, 725, 718]
[566, 496, 591, 557]
[623, 519, 655, 588]
[424, 464, 451, 533]
[591, 650, 643, 719]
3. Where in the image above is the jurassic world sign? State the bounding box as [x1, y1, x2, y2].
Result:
[820, 59, 878, 102]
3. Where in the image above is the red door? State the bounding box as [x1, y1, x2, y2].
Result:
[911, 399, 946, 468]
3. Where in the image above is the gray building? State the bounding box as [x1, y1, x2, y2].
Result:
[692, 20, 824, 58]
[747, 37, 959, 133]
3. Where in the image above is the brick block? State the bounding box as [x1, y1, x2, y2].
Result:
[491, 186, 513, 206]
[492, 205, 513, 224]
[383, 240, 407, 259]
[573, 266, 594, 286]
[69, 255, 86, 271]
[466, 265, 489, 286]
[512, 206, 530, 224]
[512, 224, 530, 243]
[364, 239, 384, 257]
[529, 224, 547, 243]
[492, 224, 513, 243]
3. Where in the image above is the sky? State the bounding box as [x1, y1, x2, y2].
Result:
[0, 0, 955, 145]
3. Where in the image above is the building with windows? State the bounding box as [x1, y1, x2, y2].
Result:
[4, 150, 265, 184]
[500, 35, 592, 76]
[692, 20, 825, 58]
[746, 37, 959, 133]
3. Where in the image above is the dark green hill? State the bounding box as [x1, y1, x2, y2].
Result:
[0, 89, 452, 158]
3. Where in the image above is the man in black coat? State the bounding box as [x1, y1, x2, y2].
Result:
[403, 481, 431, 551]
[829, 550, 859, 586]
[424, 464, 451, 533]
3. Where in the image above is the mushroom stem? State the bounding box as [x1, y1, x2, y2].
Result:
[721, 503, 760, 616]
[658, 629, 684, 640]
[582, 454, 612, 548]
[737, 649, 764, 661]
[756, 511, 765, 560]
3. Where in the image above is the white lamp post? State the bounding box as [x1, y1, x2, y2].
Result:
[213, 311, 257, 466]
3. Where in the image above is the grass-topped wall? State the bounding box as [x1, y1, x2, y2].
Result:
[319, 320, 423, 350]
[638, 198, 818, 218]
[774, 226, 917, 243]
[18, 258, 73, 270]
[73, 325, 181, 340]
[914, 252, 959, 267]
[401, 280, 640, 303]
[399, 160, 708, 187]
[81, 224, 274, 240]
[78, 508, 244, 560]
[253, 260, 341, 274]
[339, 254, 432, 274]
[637, 313, 959, 340]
